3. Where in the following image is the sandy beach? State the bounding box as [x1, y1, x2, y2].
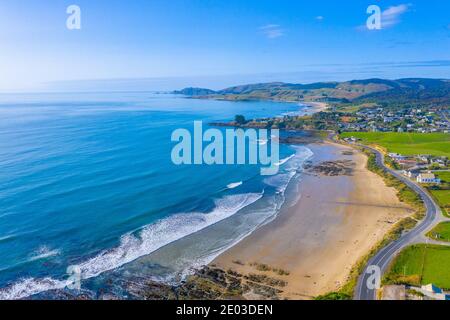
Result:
[303, 101, 329, 113]
[213, 142, 412, 299]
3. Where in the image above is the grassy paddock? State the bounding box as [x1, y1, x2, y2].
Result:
[384, 244, 450, 290]
[435, 172, 450, 183]
[427, 222, 450, 242]
[429, 190, 450, 218]
[340, 132, 450, 158]
[428, 172, 450, 218]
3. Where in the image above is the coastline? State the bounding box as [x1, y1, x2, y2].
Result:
[301, 101, 329, 113]
[192, 93, 329, 116]
[211, 141, 412, 299]
[0, 95, 331, 301]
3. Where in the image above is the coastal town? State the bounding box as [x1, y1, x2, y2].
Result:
[334, 106, 450, 134]
[216, 102, 449, 137]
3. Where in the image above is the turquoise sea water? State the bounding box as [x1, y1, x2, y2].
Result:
[0, 92, 313, 299]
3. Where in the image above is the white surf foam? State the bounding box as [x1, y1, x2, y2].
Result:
[265, 146, 313, 193]
[264, 172, 297, 193]
[77, 192, 262, 279]
[274, 154, 296, 167]
[0, 193, 263, 300]
[0, 235, 15, 242]
[0, 277, 67, 300]
[226, 181, 243, 189]
[28, 246, 60, 262]
[177, 196, 280, 280]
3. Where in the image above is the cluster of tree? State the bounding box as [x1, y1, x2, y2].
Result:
[234, 115, 247, 125]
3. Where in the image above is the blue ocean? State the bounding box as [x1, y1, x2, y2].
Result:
[0, 92, 313, 299]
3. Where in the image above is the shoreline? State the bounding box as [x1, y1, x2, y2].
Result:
[193, 94, 329, 116]
[25, 140, 416, 300]
[301, 101, 329, 114]
[211, 141, 412, 299]
[0, 97, 330, 301]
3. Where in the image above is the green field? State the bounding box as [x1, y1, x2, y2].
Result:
[436, 172, 450, 183]
[430, 190, 450, 217]
[429, 172, 450, 217]
[384, 244, 450, 290]
[340, 132, 450, 158]
[427, 222, 450, 242]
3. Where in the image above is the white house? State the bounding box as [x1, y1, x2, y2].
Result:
[417, 155, 430, 163]
[420, 284, 450, 300]
[389, 153, 407, 161]
[402, 170, 419, 179]
[416, 173, 441, 184]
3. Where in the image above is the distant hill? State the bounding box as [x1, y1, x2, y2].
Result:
[173, 78, 450, 107]
[354, 79, 450, 106]
[173, 87, 217, 96]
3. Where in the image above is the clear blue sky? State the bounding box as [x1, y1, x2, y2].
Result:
[0, 0, 449, 91]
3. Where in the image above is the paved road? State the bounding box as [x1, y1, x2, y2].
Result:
[353, 145, 442, 300]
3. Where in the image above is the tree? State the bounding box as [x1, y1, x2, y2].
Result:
[428, 163, 442, 170]
[235, 115, 247, 125]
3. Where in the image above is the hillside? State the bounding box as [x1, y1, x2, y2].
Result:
[173, 78, 450, 107]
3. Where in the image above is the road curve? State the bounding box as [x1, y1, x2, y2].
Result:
[353, 145, 441, 300]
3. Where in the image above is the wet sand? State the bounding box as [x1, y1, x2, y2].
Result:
[213, 142, 412, 299]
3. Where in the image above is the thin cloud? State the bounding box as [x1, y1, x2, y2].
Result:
[259, 24, 285, 39]
[381, 4, 411, 28]
[316, 16, 324, 21]
[357, 3, 411, 31]
[385, 40, 414, 49]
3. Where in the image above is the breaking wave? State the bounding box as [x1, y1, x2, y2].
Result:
[28, 246, 60, 262]
[275, 154, 296, 167]
[0, 277, 67, 300]
[265, 146, 313, 193]
[227, 181, 243, 189]
[0, 193, 262, 300]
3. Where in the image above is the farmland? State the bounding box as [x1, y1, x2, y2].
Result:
[340, 132, 450, 158]
[435, 171, 450, 183]
[427, 222, 450, 242]
[429, 190, 450, 217]
[429, 172, 450, 217]
[384, 244, 450, 290]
